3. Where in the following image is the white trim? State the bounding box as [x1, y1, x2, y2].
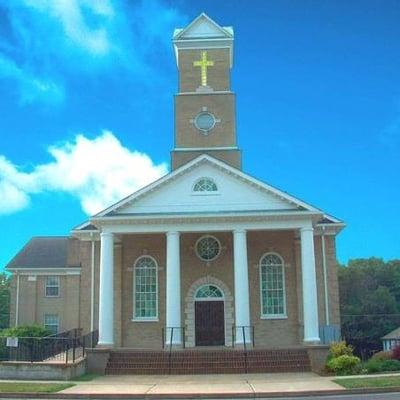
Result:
[15, 273, 20, 327]
[195, 235, 222, 262]
[8, 267, 81, 275]
[173, 13, 233, 40]
[132, 255, 159, 321]
[90, 236, 95, 332]
[321, 230, 330, 325]
[173, 146, 238, 151]
[45, 276, 60, 298]
[194, 284, 225, 301]
[259, 252, 287, 319]
[93, 154, 322, 218]
[177, 91, 233, 96]
[43, 313, 59, 334]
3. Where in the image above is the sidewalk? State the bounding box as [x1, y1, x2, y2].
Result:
[59, 372, 344, 396]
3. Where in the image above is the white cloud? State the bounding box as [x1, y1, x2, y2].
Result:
[0, 132, 168, 215]
[0, 0, 186, 104]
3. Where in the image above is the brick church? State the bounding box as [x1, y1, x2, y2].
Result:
[7, 14, 344, 373]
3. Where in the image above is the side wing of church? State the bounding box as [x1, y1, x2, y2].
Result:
[6, 14, 344, 356]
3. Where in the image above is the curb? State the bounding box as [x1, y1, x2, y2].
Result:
[0, 387, 400, 399]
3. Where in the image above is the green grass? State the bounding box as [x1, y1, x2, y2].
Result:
[71, 372, 100, 381]
[0, 382, 75, 393]
[334, 376, 400, 389]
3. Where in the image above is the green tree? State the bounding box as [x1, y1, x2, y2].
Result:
[339, 258, 400, 358]
[0, 273, 10, 330]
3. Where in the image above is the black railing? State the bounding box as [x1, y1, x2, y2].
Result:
[0, 329, 98, 365]
[231, 325, 255, 374]
[161, 327, 185, 374]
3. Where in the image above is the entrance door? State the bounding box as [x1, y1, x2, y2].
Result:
[195, 301, 225, 346]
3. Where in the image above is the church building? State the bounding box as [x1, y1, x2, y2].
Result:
[7, 14, 344, 371]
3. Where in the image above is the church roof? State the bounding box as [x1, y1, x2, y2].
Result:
[6, 237, 75, 270]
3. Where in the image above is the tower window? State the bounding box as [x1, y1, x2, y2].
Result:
[193, 177, 218, 193]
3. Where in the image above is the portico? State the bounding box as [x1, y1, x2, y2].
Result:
[96, 214, 322, 349]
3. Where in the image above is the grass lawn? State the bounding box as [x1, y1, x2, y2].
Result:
[0, 382, 75, 393]
[334, 376, 400, 389]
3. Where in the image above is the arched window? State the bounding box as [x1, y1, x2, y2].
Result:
[195, 285, 224, 299]
[133, 256, 158, 320]
[259, 253, 287, 318]
[193, 177, 218, 193]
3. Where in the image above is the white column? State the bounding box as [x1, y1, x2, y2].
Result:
[165, 231, 182, 345]
[300, 227, 320, 343]
[98, 232, 114, 347]
[233, 229, 251, 344]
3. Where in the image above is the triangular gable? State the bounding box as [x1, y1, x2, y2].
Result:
[94, 154, 322, 218]
[174, 13, 233, 40]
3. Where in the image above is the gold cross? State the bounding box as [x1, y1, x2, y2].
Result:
[193, 51, 214, 86]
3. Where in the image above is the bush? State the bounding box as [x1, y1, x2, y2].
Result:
[327, 355, 361, 375]
[364, 358, 384, 373]
[329, 341, 354, 359]
[380, 359, 400, 371]
[392, 345, 400, 360]
[372, 350, 393, 361]
[0, 325, 51, 338]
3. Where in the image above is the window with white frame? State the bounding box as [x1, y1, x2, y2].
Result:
[45, 276, 60, 297]
[260, 253, 287, 318]
[44, 314, 59, 334]
[133, 256, 158, 320]
[193, 177, 218, 193]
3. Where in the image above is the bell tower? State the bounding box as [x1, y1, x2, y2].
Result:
[171, 14, 241, 170]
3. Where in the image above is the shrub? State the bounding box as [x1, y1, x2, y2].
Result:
[327, 354, 361, 375]
[392, 344, 400, 361]
[372, 350, 393, 361]
[329, 341, 354, 359]
[380, 359, 400, 371]
[364, 358, 384, 373]
[0, 325, 51, 338]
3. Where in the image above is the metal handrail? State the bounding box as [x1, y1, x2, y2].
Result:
[231, 325, 255, 374]
[162, 326, 185, 374]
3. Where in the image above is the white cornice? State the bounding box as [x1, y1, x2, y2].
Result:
[7, 267, 81, 275]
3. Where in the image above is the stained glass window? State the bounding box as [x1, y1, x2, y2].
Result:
[193, 178, 218, 192]
[196, 236, 221, 261]
[195, 285, 223, 299]
[134, 256, 158, 319]
[260, 253, 286, 317]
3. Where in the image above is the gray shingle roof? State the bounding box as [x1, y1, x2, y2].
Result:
[6, 237, 72, 269]
[382, 327, 400, 340]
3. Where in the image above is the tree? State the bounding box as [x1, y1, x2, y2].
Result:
[0, 273, 10, 330]
[339, 258, 400, 358]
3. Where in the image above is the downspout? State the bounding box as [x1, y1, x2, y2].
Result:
[15, 272, 20, 327]
[90, 233, 95, 332]
[321, 227, 330, 325]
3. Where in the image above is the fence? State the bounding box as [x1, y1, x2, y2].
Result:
[0, 330, 98, 364]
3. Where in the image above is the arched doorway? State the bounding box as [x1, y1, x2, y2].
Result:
[194, 284, 225, 346]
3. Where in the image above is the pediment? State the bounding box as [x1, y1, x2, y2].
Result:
[96, 155, 319, 218]
[174, 13, 233, 40]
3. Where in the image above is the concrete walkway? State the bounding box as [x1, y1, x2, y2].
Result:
[60, 372, 344, 396]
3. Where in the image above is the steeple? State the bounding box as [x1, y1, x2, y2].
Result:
[171, 14, 241, 170]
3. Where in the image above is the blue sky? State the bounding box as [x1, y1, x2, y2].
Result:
[0, 0, 399, 269]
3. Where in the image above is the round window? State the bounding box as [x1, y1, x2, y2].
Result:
[196, 235, 221, 261]
[194, 112, 216, 133]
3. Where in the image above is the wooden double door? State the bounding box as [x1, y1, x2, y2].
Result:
[195, 300, 225, 346]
